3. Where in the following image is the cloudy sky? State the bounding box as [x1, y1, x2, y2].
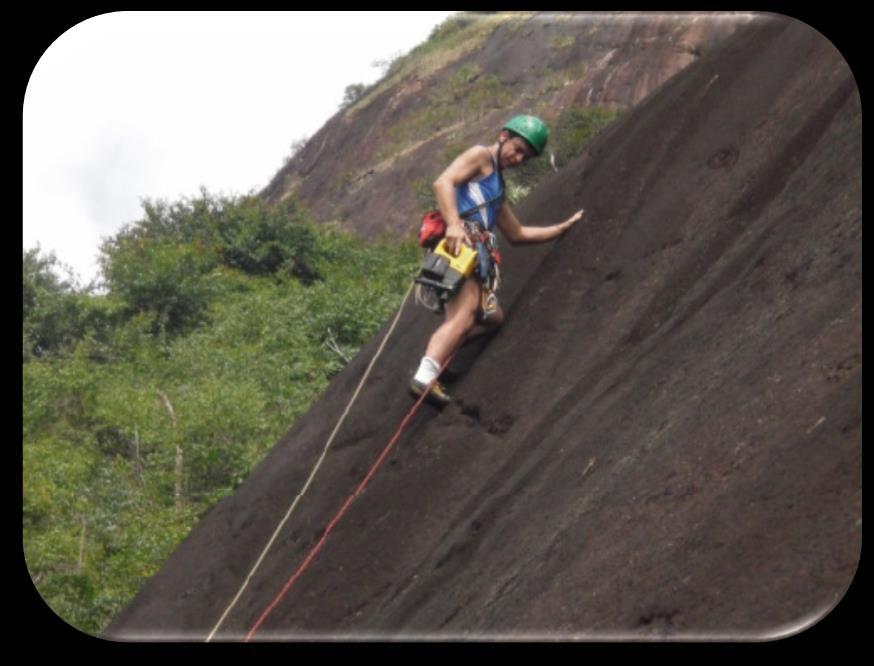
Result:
[23, 11, 454, 286]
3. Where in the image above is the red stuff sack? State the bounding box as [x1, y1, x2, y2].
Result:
[418, 210, 446, 249]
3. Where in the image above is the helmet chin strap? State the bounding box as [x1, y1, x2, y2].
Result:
[498, 135, 511, 192]
[495, 137, 507, 181]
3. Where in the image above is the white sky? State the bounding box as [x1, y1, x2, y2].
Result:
[23, 11, 455, 286]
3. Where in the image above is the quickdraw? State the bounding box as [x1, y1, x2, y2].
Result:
[463, 219, 501, 294]
[475, 248, 501, 321]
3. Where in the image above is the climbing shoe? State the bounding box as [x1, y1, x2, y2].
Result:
[409, 378, 453, 407]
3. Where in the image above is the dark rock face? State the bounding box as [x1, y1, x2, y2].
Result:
[105, 15, 861, 640]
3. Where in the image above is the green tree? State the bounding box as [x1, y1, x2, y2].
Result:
[22, 248, 114, 359]
[97, 191, 323, 337]
[99, 234, 218, 337]
[341, 83, 368, 108]
[209, 196, 321, 282]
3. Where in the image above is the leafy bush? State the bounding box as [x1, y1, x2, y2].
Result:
[97, 191, 323, 337]
[208, 196, 321, 282]
[99, 236, 219, 337]
[341, 83, 369, 108]
[23, 248, 118, 360]
[552, 106, 620, 162]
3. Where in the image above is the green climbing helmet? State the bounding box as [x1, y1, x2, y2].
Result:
[502, 114, 549, 156]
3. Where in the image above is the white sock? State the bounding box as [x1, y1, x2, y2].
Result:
[413, 356, 440, 384]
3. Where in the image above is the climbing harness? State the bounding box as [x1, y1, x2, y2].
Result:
[466, 219, 502, 320]
[415, 143, 505, 317]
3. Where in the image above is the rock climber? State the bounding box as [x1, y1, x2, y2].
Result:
[410, 114, 585, 405]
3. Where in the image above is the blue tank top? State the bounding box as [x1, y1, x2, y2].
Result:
[455, 148, 504, 231]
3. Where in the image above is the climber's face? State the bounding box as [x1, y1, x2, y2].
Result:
[499, 131, 536, 169]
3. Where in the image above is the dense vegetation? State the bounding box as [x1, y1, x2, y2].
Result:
[23, 191, 418, 635]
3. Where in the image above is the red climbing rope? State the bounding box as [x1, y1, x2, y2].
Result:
[244, 358, 454, 641]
